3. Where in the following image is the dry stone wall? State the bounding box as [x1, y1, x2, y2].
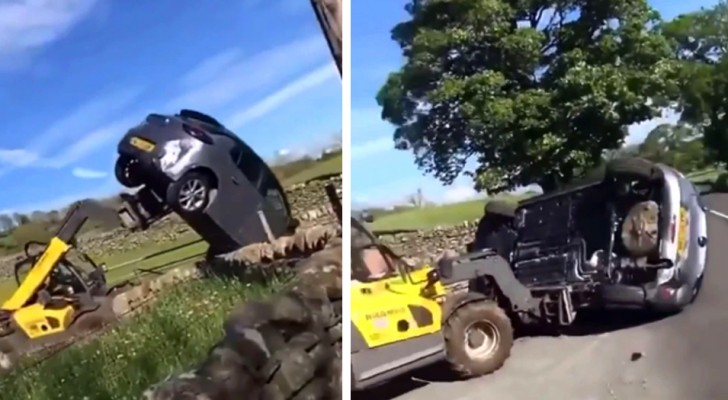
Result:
[0, 174, 342, 279]
[373, 219, 479, 265]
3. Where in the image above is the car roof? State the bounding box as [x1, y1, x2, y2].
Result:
[144, 110, 243, 141]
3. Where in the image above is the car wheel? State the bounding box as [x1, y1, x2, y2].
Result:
[169, 172, 212, 214]
[114, 156, 143, 188]
[605, 157, 661, 180]
[443, 301, 513, 377]
[484, 200, 517, 218]
[470, 212, 516, 256]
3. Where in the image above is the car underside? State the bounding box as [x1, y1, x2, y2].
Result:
[472, 162, 688, 322]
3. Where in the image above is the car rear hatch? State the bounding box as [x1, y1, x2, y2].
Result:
[117, 114, 192, 161]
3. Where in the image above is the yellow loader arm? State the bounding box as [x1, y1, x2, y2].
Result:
[1, 200, 114, 312]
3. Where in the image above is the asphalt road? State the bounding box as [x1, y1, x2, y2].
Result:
[357, 193, 728, 400]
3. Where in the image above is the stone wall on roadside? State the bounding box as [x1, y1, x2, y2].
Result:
[0, 174, 342, 279]
[373, 219, 479, 265]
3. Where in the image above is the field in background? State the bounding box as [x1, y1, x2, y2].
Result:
[0, 153, 342, 303]
[369, 194, 528, 231]
[282, 152, 342, 185]
[1, 278, 281, 400]
[370, 169, 725, 232]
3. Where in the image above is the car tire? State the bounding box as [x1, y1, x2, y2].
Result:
[168, 171, 212, 215]
[484, 200, 517, 218]
[605, 157, 661, 180]
[470, 212, 516, 256]
[114, 156, 143, 188]
[444, 301, 513, 377]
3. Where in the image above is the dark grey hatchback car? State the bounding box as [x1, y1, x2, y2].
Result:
[115, 109, 297, 253]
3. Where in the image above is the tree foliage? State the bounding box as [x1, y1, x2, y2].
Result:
[663, 1, 728, 164]
[378, 0, 680, 192]
[637, 123, 707, 172]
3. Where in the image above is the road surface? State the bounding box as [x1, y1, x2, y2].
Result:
[357, 193, 728, 400]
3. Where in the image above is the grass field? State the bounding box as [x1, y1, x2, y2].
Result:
[0, 153, 342, 304]
[283, 152, 342, 185]
[369, 194, 528, 231]
[0, 149, 339, 398]
[1, 277, 282, 400]
[0, 232, 208, 304]
[368, 167, 728, 232]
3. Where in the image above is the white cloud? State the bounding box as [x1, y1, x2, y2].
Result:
[351, 136, 393, 160]
[0, 177, 121, 214]
[43, 115, 140, 168]
[0, 0, 98, 67]
[0, 149, 39, 167]
[177, 48, 243, 89]
[226, 63, 337, 130]
[31, 87, 142, 154]
[167, 34, 329, 112]
[71, 166, 107, 179]
[441, 185, 480, 204]
[351, 107, 390, 138]
[0, 89, 142, 176]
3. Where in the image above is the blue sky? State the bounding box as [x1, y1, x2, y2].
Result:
[351, 0, 719, 209]
[0, 0, 341, 214]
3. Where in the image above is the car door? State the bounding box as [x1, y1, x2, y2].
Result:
[229, 142, 291, 236]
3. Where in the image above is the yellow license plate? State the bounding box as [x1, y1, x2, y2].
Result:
[130, 137, 155, 152]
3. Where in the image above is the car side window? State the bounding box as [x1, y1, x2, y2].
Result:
[229, 143, 263, 184]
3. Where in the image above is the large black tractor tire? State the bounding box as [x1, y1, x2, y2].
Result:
[143, 249, 343, 400]
[605, 157, 661, 180]
[444, 301, 513, 377]
[114, 155, 144, 188]
[167, 171, 213, 215]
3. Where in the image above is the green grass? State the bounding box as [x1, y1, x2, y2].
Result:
[368, 166, 728, 233]
[283, 152, 342, 185]
[369, 194, 528, 231]
[687, 167, 724, 183]
[0, 232, 208, 304]
[1, 277, 283, 400]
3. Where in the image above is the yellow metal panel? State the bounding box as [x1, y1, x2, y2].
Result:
[13, 303, 74, 339]
[2, 237, 70, 311]
[351, 266, 445, 348]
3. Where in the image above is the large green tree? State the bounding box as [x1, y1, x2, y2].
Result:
[664, 1, 728, 164]
[638, 123, 707, 172]
[377, 0, 680, 192]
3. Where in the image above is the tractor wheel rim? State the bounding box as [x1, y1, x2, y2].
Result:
[464, 320, 500, 361]
[179, 179, 206, 211]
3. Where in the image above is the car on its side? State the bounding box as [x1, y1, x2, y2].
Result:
[469, 157, 708, 317]
[114, 109, 297, 253]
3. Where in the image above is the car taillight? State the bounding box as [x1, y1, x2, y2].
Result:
[182, 124, 213, 144]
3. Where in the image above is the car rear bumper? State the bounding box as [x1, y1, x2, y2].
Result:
[117, 139, 177, 189]
[598, 279, 689, 312]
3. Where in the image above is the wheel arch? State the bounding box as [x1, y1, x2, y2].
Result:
[442, 292, 489, 322]
[178, 165, 219, 190]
